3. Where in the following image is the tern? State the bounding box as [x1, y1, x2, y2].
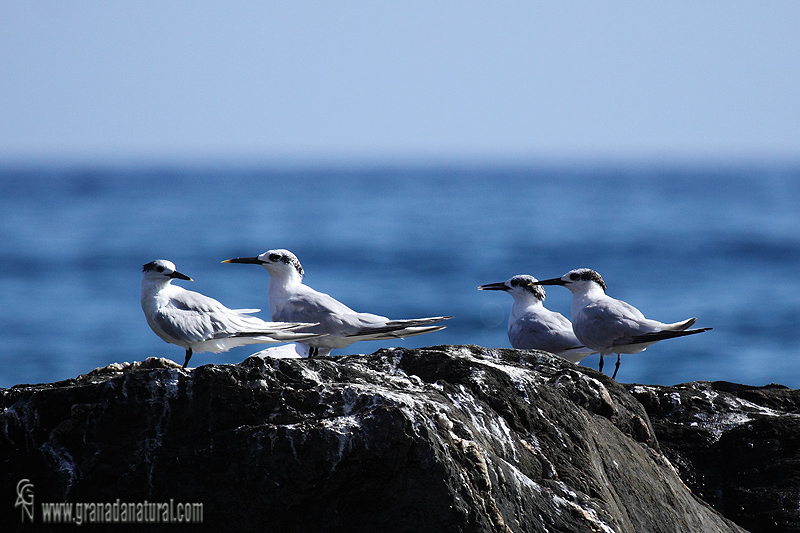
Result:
[532, 268, 711, 379]
[478, 275, 595, 363]
[141, 260, 319, 367]
[222, 249, 451, 356]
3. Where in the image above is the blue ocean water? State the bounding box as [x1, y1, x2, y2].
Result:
[1, 163, 799, 389]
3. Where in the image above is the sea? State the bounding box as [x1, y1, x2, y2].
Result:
[1, 162, 799, 389]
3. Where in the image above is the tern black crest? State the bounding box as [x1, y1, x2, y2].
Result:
[143, 260, 170, 274]
[509, 275, 546, 300]
[569, 269, 607, 292]
[270, 250, 304, 278]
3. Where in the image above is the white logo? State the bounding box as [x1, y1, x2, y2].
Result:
[15, 479, 34, 523]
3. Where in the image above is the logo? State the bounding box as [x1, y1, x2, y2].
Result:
[15, 479, 34, 523]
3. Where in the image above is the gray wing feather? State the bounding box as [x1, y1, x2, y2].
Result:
[272, 285, 449, 344]
[166, 288, 310, 341]
[510, 310, 585, 354]
[575, 300, 652, 351]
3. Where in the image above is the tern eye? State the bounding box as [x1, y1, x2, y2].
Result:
[269, 253, 282, 262]
[569, 273, 580, 281]
[510, 279, 519, 287]
[156, 266, 165, 273]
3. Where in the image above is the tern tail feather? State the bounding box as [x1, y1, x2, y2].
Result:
[617, 327, 711, 347]
[662, 317, 697, 331]
[346, 324, 447, 341]
[356, 316, 452, 336]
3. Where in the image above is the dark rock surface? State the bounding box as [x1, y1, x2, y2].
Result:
[0, 345, 755, 532]
[630, 380, 800, 533]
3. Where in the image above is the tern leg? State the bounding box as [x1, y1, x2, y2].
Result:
[183, 348, 192, 368]
[598, 354, 604, 374]
[611, 354, 621, 380]
[309, 346, 319, 358]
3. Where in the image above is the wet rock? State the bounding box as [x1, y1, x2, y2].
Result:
[2, 346, 742, 532]
[630, 380, 800, 533]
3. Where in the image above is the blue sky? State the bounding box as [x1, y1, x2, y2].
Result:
[1, 1, 799, 165]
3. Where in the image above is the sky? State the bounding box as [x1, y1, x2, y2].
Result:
[1, 1, 799, 166]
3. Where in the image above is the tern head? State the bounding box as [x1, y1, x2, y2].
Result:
[142, 260, 193, 283]
[532, 268, 607, 294]
[223, 249, 304, 279]
[479, 275, 546, 301]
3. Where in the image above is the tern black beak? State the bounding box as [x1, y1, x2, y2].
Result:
[170, 271, 193, 281]
[222, 257, 263, 265]
[530, 277, 567, 286]
[478, 282, 508, 291]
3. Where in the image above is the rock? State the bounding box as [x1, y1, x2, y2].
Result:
[1, 345, 744, 532]
[630, 380, 800, 533]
